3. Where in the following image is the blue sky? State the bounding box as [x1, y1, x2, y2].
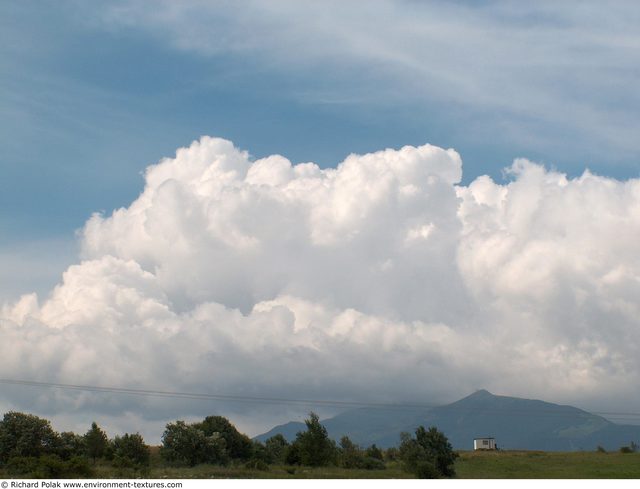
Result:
[3, 1, 639, 250]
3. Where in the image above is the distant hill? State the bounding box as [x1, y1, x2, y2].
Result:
[255, 390, 640, 451]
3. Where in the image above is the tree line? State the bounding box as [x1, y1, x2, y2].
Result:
[0, 410, 458, 478]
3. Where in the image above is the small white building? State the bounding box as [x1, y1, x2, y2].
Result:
[473, 437, 497, 450]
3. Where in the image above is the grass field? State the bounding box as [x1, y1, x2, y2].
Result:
[4, 450, 640, 479]
[91, 463, 411, 479]
[89, 449, 640, 479]
[455, 450, 640, 479]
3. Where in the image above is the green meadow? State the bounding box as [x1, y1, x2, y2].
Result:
[455, 450, 640, 479]
[81, 449, 640, 479]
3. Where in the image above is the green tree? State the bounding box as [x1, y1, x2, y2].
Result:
[384, 446, 399, 462]
[0, 412, 60, 463]
[365, 443, 384, 461]
[160, 420, 227, 467]
[399, 426, 458, 478]
[111, 433, 150, 469]
[264, 434, 289, 464]
[56, 431, 85, 460]
[284, 440, 301, 465]
[195, 416, 253, 460]
[339, 435, 363, 469]
[289, 412, 336, 467]
[83, 422, 108, 463]
[337, 436, 385, 470]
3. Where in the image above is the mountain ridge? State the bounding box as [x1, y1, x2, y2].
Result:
[255, 390, 640, 451]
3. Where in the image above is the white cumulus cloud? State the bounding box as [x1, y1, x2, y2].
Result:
[2, 136, 639, 438]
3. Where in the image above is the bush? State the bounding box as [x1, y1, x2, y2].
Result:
[360, 456, 386, 470]
[112, 433, 150, 468]
[338, 436, 362, 469]
[399, 426, 458, 478]
[284, 441, 301, 465]
[288, 412, 337, 467]
[384, 447, 399, 461]
[5, 456, 41, 476]
[334, 435, 386, 470]
[413, 459, 440, 479]
[365, 443, 384, 461]
[84, 422, 108, 462]
[264, 434, 289, 464]
[66, 456, 94, 477]
[0, 412, 60, 463]
[160, 420, 227, 467]
[6, 455, 93, 478]
[56, 432, 85, 460]
[195, 416, 253, 461]
[619, 441, 638, 453]
[336, 436, 385, 470]
[244, 458, 269, 471]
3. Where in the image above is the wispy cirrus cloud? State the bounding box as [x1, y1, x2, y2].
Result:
[97, 1, 640, 169]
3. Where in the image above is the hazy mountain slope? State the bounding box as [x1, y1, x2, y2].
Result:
[255, 405, 428, 446]
[255, 390, 640, 451]
[418, 390, 611, 450]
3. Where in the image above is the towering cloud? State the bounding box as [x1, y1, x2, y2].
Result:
[2, 137, 639, 436]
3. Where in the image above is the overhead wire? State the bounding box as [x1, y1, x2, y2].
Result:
[1, 378, 640, 422]
[0, 378, 437, 409]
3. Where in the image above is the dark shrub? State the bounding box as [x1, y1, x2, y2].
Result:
[264, 434, 289, 464]
[244, 458, 269, 471]
[288, 412, 336, 467]
[84, 422, 108, 462]
[0, 412, 60, 462]
[56, 432, 85, 460]
[160, 420, 227, 467]
[6, 455, 93, 478]
[399, 426, 458, 478]
[195, 416, 252, 461]
[112, 433, 150, 468]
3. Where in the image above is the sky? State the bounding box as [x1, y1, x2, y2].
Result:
[1, 1, 640, 441]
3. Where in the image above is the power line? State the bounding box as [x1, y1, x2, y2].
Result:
[1, 378, 640, 421]
[0, 378, 436, 409]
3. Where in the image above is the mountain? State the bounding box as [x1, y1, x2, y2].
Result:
[255, 390, 640, 451]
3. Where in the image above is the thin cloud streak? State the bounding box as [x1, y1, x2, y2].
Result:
[98, 1, 640, 165]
